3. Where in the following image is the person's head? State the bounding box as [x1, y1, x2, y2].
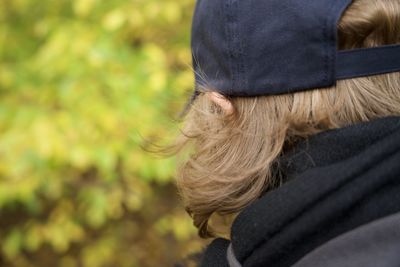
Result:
[175, 0, 400, 238]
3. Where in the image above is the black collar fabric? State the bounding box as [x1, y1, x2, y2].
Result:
[200, 116, 400, 267]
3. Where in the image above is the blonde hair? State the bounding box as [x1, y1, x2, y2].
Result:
[174, 0, 400, 238]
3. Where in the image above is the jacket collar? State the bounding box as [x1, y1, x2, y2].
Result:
[280, 116, 400, 179]
[230, 116, 400, 266]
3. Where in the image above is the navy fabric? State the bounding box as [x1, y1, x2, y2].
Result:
[337, 44, 400, 79]
[191, 0, 400, 96]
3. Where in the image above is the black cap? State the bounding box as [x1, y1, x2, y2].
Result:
[190, 0, 400, 97]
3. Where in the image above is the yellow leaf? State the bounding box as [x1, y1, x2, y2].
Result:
[163, 2, 182, 23]
[148, 71, 167, 92]
[73, 0, 97, 17]
[102, 9, 126, 31]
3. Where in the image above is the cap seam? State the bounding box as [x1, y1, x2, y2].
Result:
[323, 7, 328, 84]
[324, 0, 337, 85]
[224, 0, 235, 94]
[224, 0, 247, 94]
[233, 0, 248, 92]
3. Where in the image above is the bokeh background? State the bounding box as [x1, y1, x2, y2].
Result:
[0, 0, 204, 266]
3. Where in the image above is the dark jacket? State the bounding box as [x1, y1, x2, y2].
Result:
[200, 116, 400, 267]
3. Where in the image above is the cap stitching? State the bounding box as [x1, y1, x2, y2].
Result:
[324, 0, 337, 84]
[223, 0, 233, 94]
[232, 0, 247, 92]
[329, 1, 338, 85]
[224, 0, 247, 95]
[323, 10, 328, 84]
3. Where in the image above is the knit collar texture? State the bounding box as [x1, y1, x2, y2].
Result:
[201, 116, 400, 267]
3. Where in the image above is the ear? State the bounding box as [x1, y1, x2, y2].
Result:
[207, 92, 234, 115]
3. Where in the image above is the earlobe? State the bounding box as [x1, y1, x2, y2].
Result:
[207, 92, 234, 115]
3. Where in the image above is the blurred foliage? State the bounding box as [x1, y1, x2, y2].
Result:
[0, 0, 203, 266]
